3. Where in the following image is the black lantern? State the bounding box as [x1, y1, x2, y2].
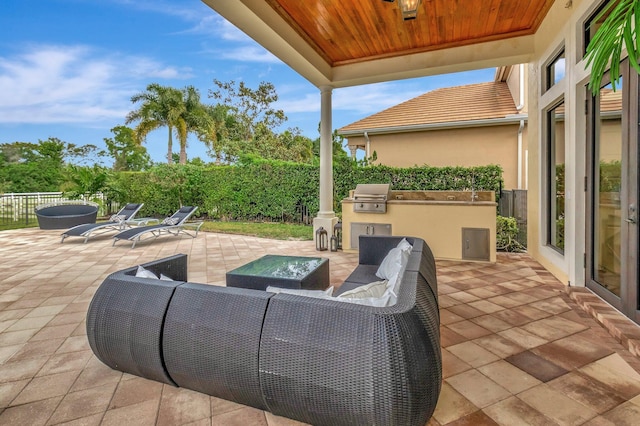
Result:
[330, 234, 338, 252]
[333, 221, 343, 250]
[315, 226, 328, 251]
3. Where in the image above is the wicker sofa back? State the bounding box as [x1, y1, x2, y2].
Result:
[86, 236, 441, 426]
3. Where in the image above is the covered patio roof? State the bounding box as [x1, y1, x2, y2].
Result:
[202, 0, 555, 87]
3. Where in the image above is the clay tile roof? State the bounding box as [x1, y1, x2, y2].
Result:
[600, 88, 622, 113]
[339, 81, 519, 133]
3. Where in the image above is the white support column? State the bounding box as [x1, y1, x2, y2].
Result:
[314, 86, 338, 245]
[349, 145, 358, 159]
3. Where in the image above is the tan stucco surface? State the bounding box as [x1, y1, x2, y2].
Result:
[342, 199, 497, 262]
[348, 124, 527, 190]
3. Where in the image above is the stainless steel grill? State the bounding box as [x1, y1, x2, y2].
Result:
[353, 184, 391, 213]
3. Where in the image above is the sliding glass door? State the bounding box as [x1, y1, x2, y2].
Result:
[586, 61, 639, 323]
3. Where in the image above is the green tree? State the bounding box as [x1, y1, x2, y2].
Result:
[103, 126, 151, 171]
[209, 80, 286, 142]
[197, 104, 232, 164]
[61, 164, 109, 199]
[208, 80, 317, 163]
[127, 84, 211, 165]
[312, 128, 350, 163]
[0, 138, 96, 192]
[176, 86, 211, 164]
[126, 83, 184, 164]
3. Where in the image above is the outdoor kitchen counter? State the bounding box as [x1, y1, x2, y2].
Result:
[342, 190, 497, 262]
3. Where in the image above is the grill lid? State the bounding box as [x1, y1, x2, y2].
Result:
[353, 184, 391, 200]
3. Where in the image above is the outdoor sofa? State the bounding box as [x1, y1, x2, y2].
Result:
[86, 235, 441, 425]
[35, 201, 99, 230]
[60, 203, 143, 243]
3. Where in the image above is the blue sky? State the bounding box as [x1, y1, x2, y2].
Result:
[0, 0, 496, 164]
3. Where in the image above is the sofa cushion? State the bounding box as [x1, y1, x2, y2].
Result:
[376, 238, 412, 280]
[135, 265, 158, 279]
[342, 265, 379, 285]
[334, 291, 391, 307]
[337, 279, 388, 299]
[266, 286, 334, 298]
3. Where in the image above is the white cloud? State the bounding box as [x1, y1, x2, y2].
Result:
[276, 82, 423, 115]
[110, 0, 253, 41]
[0, 44, 191, 124]
[110, 0, 279, 65]
[219, 46, 280, 64]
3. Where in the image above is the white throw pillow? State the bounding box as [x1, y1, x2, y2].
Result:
[376, 247, 409, 280]
[266, 286, 334, 298]
[337, 279, 388, 299]
[385, 263, 408, 306]
[396, 238, 412, 252]
[159, 274, 174, 281]
[375, 239, 412, 280]
[334, 293, 392, 307]
[135, 265, 158, 279]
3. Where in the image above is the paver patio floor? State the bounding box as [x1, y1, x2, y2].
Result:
[1, 228, 640, 425]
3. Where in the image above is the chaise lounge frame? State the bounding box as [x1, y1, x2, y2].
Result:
[60, 203, 143, 243]
[112, 206, 202, 248]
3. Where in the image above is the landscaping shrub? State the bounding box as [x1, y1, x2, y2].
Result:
[107, 160, 503, 222]
[497, 215, 525, 252]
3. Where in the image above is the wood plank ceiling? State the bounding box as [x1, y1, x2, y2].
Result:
[264, 0, 556, 66]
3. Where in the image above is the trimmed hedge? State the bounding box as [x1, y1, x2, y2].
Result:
[109, 161, 503, 221]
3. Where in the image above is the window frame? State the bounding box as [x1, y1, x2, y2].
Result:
[544, 98, 567, 254]
[543, 48, 566, 92]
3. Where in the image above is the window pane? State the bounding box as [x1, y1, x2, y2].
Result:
[593, 81, 622, 295]
[548, 100, 565, 252]
[546, 50, 565, 90]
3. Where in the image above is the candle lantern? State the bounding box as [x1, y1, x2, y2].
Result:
[330, 234, 338, 252]
[315, 226, 328, 251]
[333, 221, 343, 250]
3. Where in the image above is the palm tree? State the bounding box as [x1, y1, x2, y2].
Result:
[585, 0, 640, 95]
[197, 104, 231, 164]
[176, 86, 211, 164]
[126, 84, 184, 164]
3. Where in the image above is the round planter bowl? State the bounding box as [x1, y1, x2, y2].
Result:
[35, 203, 99, 230]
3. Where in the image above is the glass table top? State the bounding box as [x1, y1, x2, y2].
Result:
[228, 255, 326, 280]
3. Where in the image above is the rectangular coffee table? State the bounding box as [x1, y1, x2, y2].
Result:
[226, 255, 329, 291]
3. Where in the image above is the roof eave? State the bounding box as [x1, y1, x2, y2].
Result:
[339, 115, 529, 137]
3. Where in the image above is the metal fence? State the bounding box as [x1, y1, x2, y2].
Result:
[498, 189, 528, 247]
[0, 192, 116, 227]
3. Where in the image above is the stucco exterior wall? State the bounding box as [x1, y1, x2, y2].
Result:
[341, 199, 497, 262]
[347, 124, 528, 190]
[526, 0, 591, 286]
[506, 65, 528, 114]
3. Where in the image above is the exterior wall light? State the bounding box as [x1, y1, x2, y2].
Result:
[383, 0, 422, 20]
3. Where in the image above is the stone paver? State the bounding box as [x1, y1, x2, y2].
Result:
[1, 228, 640, 425]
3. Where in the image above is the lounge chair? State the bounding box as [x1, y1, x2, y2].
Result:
[61, 203, 144, 243]
[112, 206, 202, 248]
